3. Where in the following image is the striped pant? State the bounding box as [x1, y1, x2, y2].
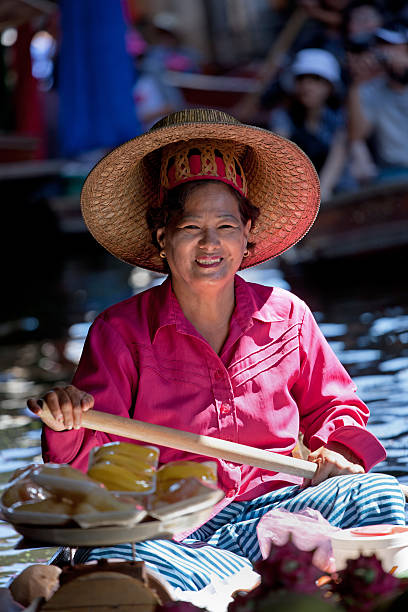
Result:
[78, 473, 405, 591]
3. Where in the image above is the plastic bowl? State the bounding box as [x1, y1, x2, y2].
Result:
[331, 525, 408, 575]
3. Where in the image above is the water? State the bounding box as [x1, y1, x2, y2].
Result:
[1, 251, 408, 587]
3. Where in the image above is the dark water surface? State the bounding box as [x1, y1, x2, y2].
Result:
[0, 252, 407, 586]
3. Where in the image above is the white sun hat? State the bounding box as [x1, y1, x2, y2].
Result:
[291, 48, 341, 85]
[375, 27, 408, 45]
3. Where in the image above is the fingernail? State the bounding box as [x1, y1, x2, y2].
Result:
[37, 399, 43, 408]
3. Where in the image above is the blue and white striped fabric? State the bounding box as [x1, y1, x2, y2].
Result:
[77, 473, 405, 591]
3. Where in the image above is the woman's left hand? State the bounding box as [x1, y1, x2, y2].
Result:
[306, 441, 365, 486]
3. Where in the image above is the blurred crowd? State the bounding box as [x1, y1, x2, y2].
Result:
[126, 1, 408, 201]
[260, 0, 408, 200]
[2, 0, 408, 203]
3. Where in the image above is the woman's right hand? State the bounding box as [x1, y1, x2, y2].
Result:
[27, 386, 94, 431]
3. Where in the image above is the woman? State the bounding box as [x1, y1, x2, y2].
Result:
[28, 108, 405, 595]
[269, 48, 352, 200]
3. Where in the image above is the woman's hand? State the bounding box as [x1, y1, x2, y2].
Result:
[27, 386, 94, 431]
[306, 441, 365, 486]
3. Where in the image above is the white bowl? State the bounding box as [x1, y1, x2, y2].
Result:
[331, 525, 408, 576]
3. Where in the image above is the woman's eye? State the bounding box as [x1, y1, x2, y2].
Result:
[219, 224, 235, 229]
[180, 225, 199, 230]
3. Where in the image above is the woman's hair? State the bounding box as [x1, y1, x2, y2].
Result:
[146, 180, 260, 253]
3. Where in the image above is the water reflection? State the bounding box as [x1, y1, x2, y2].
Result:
[0, 256, 407, 586]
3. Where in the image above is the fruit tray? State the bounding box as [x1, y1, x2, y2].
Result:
[3, 488, 224, 547]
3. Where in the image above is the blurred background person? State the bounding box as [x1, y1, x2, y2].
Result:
[126, 26, 177, 131]
[295, 0, 351, 63]
[130, 12, 201, 130]
[348, 24, 408, 183]
[143, 11, 201, 74]
[268, 48, 353, 200]
[343, 0, 384, 54]
[341, 0, 385, 183]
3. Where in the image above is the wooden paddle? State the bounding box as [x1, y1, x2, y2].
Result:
[37, 405, 408, 501]
[38, 404, 317, 479]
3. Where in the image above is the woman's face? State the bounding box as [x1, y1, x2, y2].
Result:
[156, 182, 251, 294]
[295, 74, 332, 109]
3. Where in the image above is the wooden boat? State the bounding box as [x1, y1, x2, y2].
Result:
[278, 178, 408, 290]
[162, 70, 259, 110]
[289, 178, 408, 263]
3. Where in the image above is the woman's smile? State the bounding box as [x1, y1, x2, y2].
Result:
[195, 256, 223, 268]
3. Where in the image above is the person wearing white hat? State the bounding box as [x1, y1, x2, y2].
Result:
[269, 48, 351, 200]
[291, 47, 341, 85]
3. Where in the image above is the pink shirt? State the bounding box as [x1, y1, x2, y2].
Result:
[43, 276, 385, 507]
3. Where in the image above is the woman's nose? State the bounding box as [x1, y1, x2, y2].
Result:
[198, 228, 220, 248]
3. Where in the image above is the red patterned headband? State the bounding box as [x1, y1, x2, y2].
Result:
[159, 139, 247, 201]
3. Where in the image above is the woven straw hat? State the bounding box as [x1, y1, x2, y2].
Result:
[81, 108, 320, 272]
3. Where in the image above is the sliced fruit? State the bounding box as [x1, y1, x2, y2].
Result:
[157, 461, 217, 484]
[88, 461, 155, 492]
[91, 451, 154, 475]
[93, 443, 159, 467]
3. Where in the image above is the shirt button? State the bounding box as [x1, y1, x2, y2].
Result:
[220, 403, 231, 415]
[214, 369, 223, 381]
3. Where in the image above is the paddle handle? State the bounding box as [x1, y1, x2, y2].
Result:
[38, 404, 317, 479]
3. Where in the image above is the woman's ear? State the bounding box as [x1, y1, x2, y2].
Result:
[244, 219, 251, 240]
[156, 227, 165, 249]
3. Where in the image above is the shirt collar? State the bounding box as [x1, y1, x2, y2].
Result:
[148, 277, 174, 343]
[148, 274, 282, 344]
[149, 277, 202, 343]
[234, 274, 284, 324]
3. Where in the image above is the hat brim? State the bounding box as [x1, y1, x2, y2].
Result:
[292, 67, 339, 85]
[81, 119, 320, 272]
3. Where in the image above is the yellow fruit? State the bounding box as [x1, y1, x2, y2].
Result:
[93, 443, 159, 467]
[91, 451, 154, 476]
[154, 477, 206, 505]
[157, 461, 216, 484]
[88, 461, 155, 492]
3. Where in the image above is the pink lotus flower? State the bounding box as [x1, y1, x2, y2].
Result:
[254, 539, 322, 594]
